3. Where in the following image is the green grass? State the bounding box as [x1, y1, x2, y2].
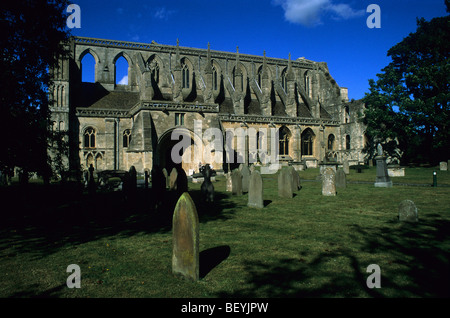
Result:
[0, 167, 449, 298]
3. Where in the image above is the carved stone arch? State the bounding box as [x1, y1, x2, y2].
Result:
[156, 127, 206, 174]
[301, 127, 316, 156]
[280, 66, 288, 91]
[232, 62, 248, 92]
[147, 54, 165, 86]
[112, 51, 133, 66]
[78, 48, 100, 82]
[78, 48, 101, 65]
[112, 51, 133, 86]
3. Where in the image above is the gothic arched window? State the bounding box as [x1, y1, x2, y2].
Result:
[182, 62, 190, 89]
[84, 127, 96, 148]
[279, 126, 291, 156]
[123, 129, 132, 148]
[346, 135, 351, 150]
[281, 68, 288, 92]
[301, 128, 315, 156]
[212, 65, 218, 91]
[328, 134, 335, 151]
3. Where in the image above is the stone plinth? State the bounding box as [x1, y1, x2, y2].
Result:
[374, 156, 393, 187]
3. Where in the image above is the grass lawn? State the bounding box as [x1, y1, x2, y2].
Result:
[0, 167, 449, 298]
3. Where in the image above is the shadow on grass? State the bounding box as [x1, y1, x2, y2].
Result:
[200, 245, 231, 279]
[7, 284, 67, 298]
[0, 182, 238, 259]
[217, 215, 450, 298]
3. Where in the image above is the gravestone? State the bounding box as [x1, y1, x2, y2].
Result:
[343, 161, 350, 175]
[278, 167, 293, 198]
[398, 200, 418, 222]
[175, 167, 188, 194]
[248, 170, 264, 208]
[439, 161, 448, 171]
[374, 143, 393, 187]
[335, 168, 346, 188]
[172, 192, 199, 281]
[162, 168, 169, 188]
[241, 165, 250, 193]
[322, 167, 336, 196]
[144, 169, 149, 189]
[87, 164, 96, 195]
[226, 172, 232, 192]
[231, 169, 243, 196]
[288, 166, 301, 191]
[200, 164, 214, 202]
[129, 166, 137, 193]
[169, 168, 178, 191]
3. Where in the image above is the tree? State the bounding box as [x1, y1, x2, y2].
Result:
[0, 0, 71, 183]
[363, 3, 450, 164]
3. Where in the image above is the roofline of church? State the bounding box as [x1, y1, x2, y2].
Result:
[71, 36, 319, 69]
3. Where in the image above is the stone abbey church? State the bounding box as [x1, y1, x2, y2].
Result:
[50, 36, 366, 176]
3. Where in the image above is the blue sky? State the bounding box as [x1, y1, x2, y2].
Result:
[68, 0, 447, 100]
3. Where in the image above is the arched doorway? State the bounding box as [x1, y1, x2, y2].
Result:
[156, 128, 200, 175]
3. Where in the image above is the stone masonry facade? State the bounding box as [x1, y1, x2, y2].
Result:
[49, 36, 366, 176]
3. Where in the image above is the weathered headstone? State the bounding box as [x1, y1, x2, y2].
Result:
[175, 167, 188, 194]
[374, 144, 393, 187]
[231, 169, 243, 196]
[398, 200, 418, 222]
[87, 164, 96, 195]
[439, 161, 448, 171]
[226, 172, 232, 192]
[169, 168, 178, 191]
[200, 164, 214, 202]
[129, 166, 137, 192]
[144, 169, 149, 189]
[248, 170, 264, 208]
[322, 167, 336, 196]
[162, 168, 169, 188]
[288, 166, 301, 191]
[343, 161, 350, 175]
[241, 165, 250, 193]
[172, 192, 199, 281]
[278, 167, 293, 198]
[335, 168, 347, 188]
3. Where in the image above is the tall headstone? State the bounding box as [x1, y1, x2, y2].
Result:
[226, 172, 232, 192]
[200, 164, 214, 202]
[439, 161, 448, 171]
[278, 167, 293, 198]
[231, 169, 243, 196]
[248, 170, 264, 209]
[172, 192, 199, 281]
[129, 166, 137, 192]
[176, 167, 188, 194]
[162, 168, 169, 188]
[374, 143, 393, 187]
[87, 164, 96, 195]
[335, 168, 347, 188]
[288, 166, 300, 191]
[343, 161, 350, 175]
[144, 169, 149, 189]
[241, 165, 250, 193]
[322, 167, 336, 196]
[169, 168, 178, 191]
[398, 200, 418, 222]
